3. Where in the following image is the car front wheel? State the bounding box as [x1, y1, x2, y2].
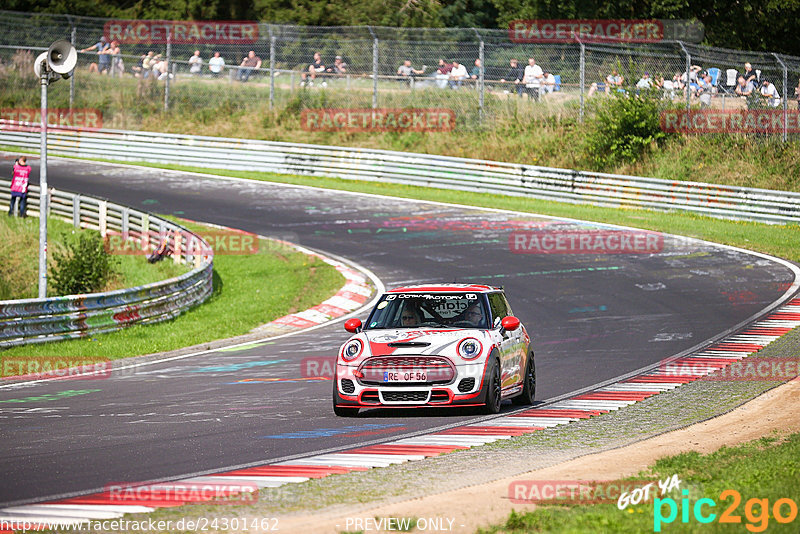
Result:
[482, 358, 502, 414]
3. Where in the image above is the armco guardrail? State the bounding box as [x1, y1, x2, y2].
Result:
[0, 178, 213, 348]
[1, 125, 800, 224]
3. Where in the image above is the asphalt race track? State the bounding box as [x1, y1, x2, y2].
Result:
[0, 156, 795, 506]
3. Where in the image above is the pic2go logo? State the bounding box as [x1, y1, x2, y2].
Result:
[654, 489, 798, 532]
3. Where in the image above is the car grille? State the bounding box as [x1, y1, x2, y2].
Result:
[359, 356, 455, 385]
[381, 390, 429, 403]
[361, 390, 380, 403]
[430, 389, 450, 402]
[341, 379, 355, 394]
[458, 377, 476, 392]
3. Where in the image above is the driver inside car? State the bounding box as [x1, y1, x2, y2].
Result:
[461, 303, 485, 327]
[400, 305, 422, 327]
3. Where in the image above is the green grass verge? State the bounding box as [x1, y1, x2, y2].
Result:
[90, 160, 800, 263]
[480, 431, 800, 533]
[0, 215, 185, 300]
[0, 218, 345, 359]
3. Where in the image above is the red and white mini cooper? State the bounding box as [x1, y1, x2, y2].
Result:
[333, 284, 534, 417]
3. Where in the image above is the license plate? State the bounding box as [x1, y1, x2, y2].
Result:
[383, 370, 427, 382]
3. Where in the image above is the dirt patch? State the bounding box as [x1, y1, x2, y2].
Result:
[275, 376, 800, 533]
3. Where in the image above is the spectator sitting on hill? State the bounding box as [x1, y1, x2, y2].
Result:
[588, 68, 623, 97]
[470, 59, 482, 80]
[238, 50, 261, 82]
[435, 59, 452, 89]
[742, 62, 758, 85]
[500, 58, 524, 97]
[397, 59, 425, 85]
[636, 72, 653, 90]
[697, 73, 713, 107]
[735, 75, 755, 97]
[760, 78, 780, 107]
[326, 56, 347, 76]
[208, 52, 225, 77]
[541, 71, 556, 94]
[301, 52, 325, 86]
[449, 61, 468, 89]
[189, 50, 203, 76]
[795, 77, 800, 109]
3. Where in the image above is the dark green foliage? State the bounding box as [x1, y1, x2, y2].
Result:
[51, 231, 118, 295]
[584, 90, 673, 169]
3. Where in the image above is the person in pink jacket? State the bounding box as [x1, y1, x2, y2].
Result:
[9, 156, 31, 218]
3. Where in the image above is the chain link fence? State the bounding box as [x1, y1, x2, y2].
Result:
[1, 10, 799, 139]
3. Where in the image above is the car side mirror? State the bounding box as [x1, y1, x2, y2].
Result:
[501, 316, 520, 332]
[344, 318, 362, 333]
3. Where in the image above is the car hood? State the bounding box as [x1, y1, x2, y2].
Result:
[363, 328, 486, 356]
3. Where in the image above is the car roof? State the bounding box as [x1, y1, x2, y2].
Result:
[387, 284, 500, 293]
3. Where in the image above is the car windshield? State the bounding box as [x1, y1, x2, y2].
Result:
[365, 293, 489, 329]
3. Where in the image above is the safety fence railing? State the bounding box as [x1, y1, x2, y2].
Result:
[2, 125, 798, 225]
[0, 176, 214, 348]
[1, 10, 798, 140]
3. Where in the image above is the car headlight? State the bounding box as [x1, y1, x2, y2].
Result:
[458, 338, 482, 360]
[341, 339, 363, 362]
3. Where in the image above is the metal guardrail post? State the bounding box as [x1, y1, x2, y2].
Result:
[677, 41, 691, 112]
[773, 53, 788, 143]
[164, 28, 171, 113]
[72, 194, 80, 227]
[269, 30, 276, 110]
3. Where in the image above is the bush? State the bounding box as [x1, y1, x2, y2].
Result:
[584, 90, 673, 169]
[51, 232, 118, 295]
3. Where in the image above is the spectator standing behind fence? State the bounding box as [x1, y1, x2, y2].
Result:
[108, 40, 123, 77]
[760, 78, 780, 107]
[238, 50, 261, 82]
[301, 52, 325, 86]
[8, 156, 31, 218]
[449, 61, 468, 89]
[397, 59, 425, 85]
[189, 50, 203, 76]
[209, 52, 225, 77]
[523, 57, 543, 101]
[81, 36, 109, 74]
[500, 58, 524, 97]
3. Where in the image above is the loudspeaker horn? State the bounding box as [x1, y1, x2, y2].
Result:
[47, 39, 77, 75]
[33, 52, 48, 78]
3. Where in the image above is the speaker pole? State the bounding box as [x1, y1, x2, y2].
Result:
[38, 57, 49, 298]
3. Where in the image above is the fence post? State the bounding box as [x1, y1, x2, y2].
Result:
[578, 38, 585, 123]
[69, 19, 76, 111]
[269, 28, 275, 110]
[677, 41, 691, 112]
[164, 28, 171, 113]
[473, 28, 484, 125]
[368, 26, 378, 109]
[773, 53, 788, 143]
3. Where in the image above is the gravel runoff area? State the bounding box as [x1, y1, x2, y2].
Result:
[228, 323, 800, 531]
